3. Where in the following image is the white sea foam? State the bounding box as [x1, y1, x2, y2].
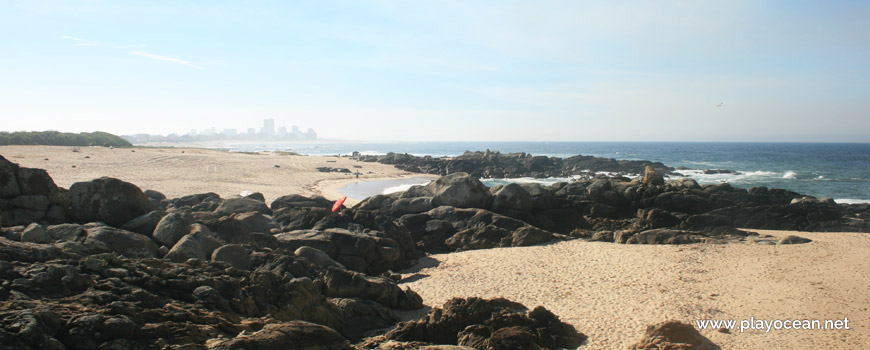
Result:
[671, 169, 779, 184]
[482, 176, 586, 187]
[382, 181, 431, 194]
[783, 170, 798, 179]
[835, 198, 870, 205]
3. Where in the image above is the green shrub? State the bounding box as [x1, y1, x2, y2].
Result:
[0, 131, 133, 147]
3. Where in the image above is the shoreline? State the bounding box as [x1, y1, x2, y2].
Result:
[0, 145, 867, 348]
[0, 145, 416, 203]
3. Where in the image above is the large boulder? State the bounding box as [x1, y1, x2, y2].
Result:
[17, 167, 57, 197]
[214, 197, 272, 216]
[490, 183, 533, 212]
[206, 321, 349, 350]
[152, 211, 193, 247]
[68, 177, 153, 227]
[275, 228, 400, 274]
[630, 320, 717, 350]
[322, 268, 423, 310]
[270, 194, 332, 210]
[0, 155, 21, 198]
[119, 210, 166, 236]
[424, 173, 491, 209]
[83, 226, 160, 258]
[294, 246, 346, 270]
[380, 297, 586, 349]
[211, 244, 252, 270]
[164, 233, 208, 263]
[625, 229, 698, 245]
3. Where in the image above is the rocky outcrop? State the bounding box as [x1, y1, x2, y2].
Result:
[362, 150, 673, 178]
[0, 155, 67, 226]
[423, 173, 491, 209]
[630, 320, 718, 350]
[208, 321, 350, 350]
[275, 228, 400, 275]
[68, 177, 153, 227]
[361, 297, 586, 350]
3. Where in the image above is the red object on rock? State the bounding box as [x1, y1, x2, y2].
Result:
[332, 196, 347, 212]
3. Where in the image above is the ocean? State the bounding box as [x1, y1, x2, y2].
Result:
[214, 141, 870, 204]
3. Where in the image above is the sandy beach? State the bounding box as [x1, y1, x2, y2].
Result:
[0, 145, 428, 205]
[397, 230, 870, 349]
[1, 145, 867, 349]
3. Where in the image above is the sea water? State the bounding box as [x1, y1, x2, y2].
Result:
[215, 141, 870, 203]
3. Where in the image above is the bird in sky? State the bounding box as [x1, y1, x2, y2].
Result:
[716, 102, 723, 107]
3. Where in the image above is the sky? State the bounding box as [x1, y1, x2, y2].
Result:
[1, 0, 868, 142]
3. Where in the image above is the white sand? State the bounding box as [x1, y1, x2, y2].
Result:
[0, 145, 418, 205]
[398, 230, 870, 349]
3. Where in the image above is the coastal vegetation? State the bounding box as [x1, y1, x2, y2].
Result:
[0, 131, 132, 147]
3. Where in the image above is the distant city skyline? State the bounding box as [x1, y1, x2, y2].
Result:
[123, 118, 316, 143]
[1, 2, 868, 142]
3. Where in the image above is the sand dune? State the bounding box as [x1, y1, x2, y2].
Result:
[398, 230, 870, 349]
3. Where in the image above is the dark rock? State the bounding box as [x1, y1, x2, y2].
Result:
[20, 223, 47, 244]
[143, 189, 166, 201]
[12, 195, 49, 211]
[424, 173, 491, 209]
[119, 210, 166, 236]
[642, 165, 665, 186]
[626, 229, 698, 245]
[294, 246, 346, 270]
[169, 192, 221, 209]
[214, 197, 272, 216]
[164, 233, 207, 262]
[323, 268, 422, 309]
[68, 177, 153, 227]
[0, 237, 61, 262]
[233, 211, 279, 233]
[17, 168, 57, 198]
[273, 206, 332, 231]
[381, 298, 586, 349]
[45, 223, 86, 242]
[152, 211, 193, 247]
[207, 321, 349, 350]
[390, 197, 434, 215]
[779, 235, 812, 245]
[276, 228, 400, 274]
[270, 194, 333, 210]
[330, 297, 398, 339]
[491, 183, 533, 212]
[0, 155, 21, 198]
[83, 226, 159, 258]
[211, 244, 252, 270]
[630, 320, 718, 350]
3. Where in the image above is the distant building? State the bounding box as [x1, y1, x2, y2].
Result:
[247, 128, 256, 135]
[307, 128, 317, 140]
[278, 126, 287, 137]
[261, 118, 275, 136]
[223, 129, 238, 136]
[292, 125, 300, 134]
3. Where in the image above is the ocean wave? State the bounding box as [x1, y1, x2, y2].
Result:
[671, 169, 779, 184]
[482, 176, 584, 187]
[382, 181, 431, 194]
[782, 170, 797, 179]
[835, 198, 870, 205]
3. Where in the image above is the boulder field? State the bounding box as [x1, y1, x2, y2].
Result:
[2, 152, 868, 349]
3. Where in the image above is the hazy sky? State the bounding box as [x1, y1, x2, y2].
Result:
[1, 1, 868, 142]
